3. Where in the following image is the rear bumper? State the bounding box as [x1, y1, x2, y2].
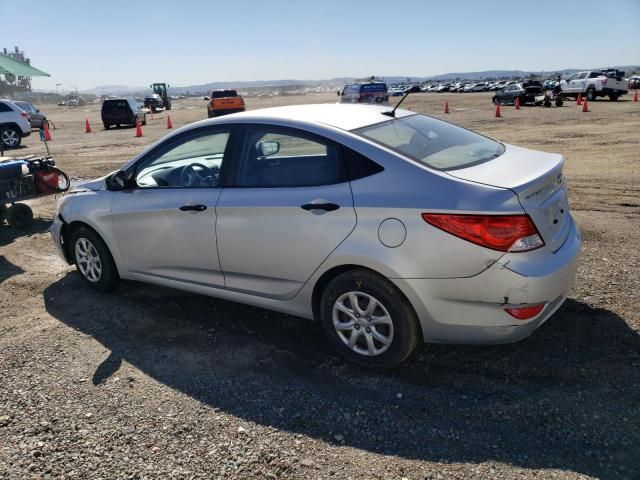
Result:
[601, 87, 627, 96]
[393, 217, 581, 344]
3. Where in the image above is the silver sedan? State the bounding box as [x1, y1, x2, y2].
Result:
[51, 104, 581, 368]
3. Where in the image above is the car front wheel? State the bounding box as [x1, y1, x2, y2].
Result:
[70, 226, 119, 291]
[320, 269, 420, 368]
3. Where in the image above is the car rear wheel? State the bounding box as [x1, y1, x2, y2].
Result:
[320, 269, 420, 368]
[103, 123, 110, 129]
[586, 88, 596, 102]
[1, 127, 21, 148]
[609, 94, 619, 101]
[70, 226, 119, 291]
[492, 96, 500, 105]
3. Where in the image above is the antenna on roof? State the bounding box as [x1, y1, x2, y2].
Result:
[383, 85, 421, 117]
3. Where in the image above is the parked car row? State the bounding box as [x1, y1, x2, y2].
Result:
[389, 69, 633, 101]
[0, 98, 53, 149]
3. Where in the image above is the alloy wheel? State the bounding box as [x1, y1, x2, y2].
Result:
[1, 129, 19, 147]
[75, 237, 102, 283]
[332, 291, 394, 356]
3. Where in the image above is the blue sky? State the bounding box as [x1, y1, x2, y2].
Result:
[2, 0, 638, 91]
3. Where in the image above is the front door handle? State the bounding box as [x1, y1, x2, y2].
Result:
[301, 202, 340, 212]
[179, 204, 207, 212]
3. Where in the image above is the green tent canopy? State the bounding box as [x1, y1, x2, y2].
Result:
[0, 53, 50, 77]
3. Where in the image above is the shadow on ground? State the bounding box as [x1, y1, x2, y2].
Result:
[0, 217, 51, 248]
[43, 273, 640, 479]
[0, 218, 50, 283]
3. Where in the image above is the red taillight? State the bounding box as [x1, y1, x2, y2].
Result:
[602, 78, 608, 86]
[20, 111, 29, 118]
[421, 213, 544, 252]
[504, 303, 545, 320]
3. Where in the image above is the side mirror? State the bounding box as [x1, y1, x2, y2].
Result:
[336, 90, 342, 96]
[204, 96, 210, 100]
[256, 141, 280, 157]
[106, 170, 127, 191]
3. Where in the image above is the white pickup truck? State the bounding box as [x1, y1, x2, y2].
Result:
[560, 69, 628, 101]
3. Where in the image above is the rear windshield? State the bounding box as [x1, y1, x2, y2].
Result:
[15, 102, 35, 113]
[210, 90, 238, 98]
[103, 100, 129, 110]
[344, 83, 387, 94]
[354, 114, 505, 171]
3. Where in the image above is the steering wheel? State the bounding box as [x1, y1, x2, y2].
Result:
[180, 163, 218, 187]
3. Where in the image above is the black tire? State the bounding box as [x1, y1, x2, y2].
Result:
[1, 126, 22, 149]
[69, 226, 119, 292]
[141, 115, 146, 126]
[103, 123, 110, 129]
[492, 96, 500, 105]
[6, 203, 33, 227]
[0, 204, 7, 224]
[319, 269, 421, 369]
[165, 102, 171, 111]
[609, 94, 619, 101]
[586, 87, 596, 102]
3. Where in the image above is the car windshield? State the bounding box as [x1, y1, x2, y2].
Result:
[354, 114, 505, 170]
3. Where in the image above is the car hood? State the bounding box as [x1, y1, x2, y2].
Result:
[71, 175, 108, 192]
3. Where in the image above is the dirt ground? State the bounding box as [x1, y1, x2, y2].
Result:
[1, 92, 639, 479]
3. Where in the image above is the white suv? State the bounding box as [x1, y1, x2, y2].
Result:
[0, 98, 32, 149]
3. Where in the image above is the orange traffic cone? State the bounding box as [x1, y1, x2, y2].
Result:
[514, 97, 521, 109]
[634, 90, 638, 102]
[85, 119, 92, 133]
[495, 104, 501, 118]
[43, 122, 52, 141]
[444, 101, 449, 114]
[167, 115, 173, 129]
[582, 98, 589, 112]
[576, 93, 582, 105]
[135, 119, 143, 137]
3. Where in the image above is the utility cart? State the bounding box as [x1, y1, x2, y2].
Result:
[0, 155, 69, 227]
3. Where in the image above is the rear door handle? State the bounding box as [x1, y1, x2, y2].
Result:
[179, 204, 207, 212]
[301, 202, 340, 212]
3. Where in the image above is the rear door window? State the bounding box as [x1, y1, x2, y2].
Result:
[236, 127, 344, 187]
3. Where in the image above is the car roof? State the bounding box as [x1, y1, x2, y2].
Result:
[221, 104, 413, 131]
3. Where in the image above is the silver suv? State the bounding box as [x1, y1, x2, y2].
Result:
[0, 98, 31, 149]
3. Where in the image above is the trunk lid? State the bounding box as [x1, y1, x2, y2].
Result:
[446, 144, 571, 252]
